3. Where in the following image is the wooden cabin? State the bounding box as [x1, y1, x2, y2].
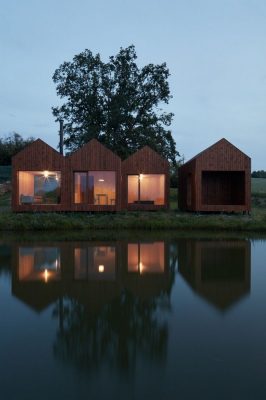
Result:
[178, 138, 251, 213]
[12, 139, 169, 212]
[12, 139, 66, 212]
[67, 139, 121, 212]
[121, 146, 169, 210]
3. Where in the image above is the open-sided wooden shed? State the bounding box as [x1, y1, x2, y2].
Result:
[178, 138, 251, 213]
[122, 146, 169, 210]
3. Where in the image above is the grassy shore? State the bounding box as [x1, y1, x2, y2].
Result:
[0, 180, 265, 232]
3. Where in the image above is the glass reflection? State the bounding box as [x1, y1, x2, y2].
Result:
[74, 246, 116, 280]
[18, 247, 61, 282]
[178, 239, 251, 311]
[11, 239, 173, 373]
[128, 242, 165, 274]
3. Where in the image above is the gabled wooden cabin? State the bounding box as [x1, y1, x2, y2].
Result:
[12, 139, 170, 212]
[178, 138, 251, 213]
[122, 146, 169, 210]
[68, 139, 121, 212]
[12, 139, 66, 212]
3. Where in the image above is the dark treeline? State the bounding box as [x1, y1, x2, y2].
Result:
[252, 170, 266, 178]
[0, 133, 35, 165]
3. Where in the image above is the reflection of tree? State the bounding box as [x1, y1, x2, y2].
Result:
[53, 290, 168, 374]
[0, 245, 11, 276]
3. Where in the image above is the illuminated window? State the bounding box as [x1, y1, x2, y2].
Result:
[128, 174, 165, 205]
[18, 171, 61, 205]
[74, 171, 116, 205]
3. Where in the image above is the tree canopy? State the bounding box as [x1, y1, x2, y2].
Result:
[52, 45, 179, 164]
[252, 170, 266, 178]
[0, 133, 35, 165]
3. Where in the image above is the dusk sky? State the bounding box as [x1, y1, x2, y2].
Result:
[1, 0, 265, 169]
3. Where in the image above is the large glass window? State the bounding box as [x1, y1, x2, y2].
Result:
[74, 171, 116, 205]
[128, 174, 165, 205]
[18, 171, 61, 205]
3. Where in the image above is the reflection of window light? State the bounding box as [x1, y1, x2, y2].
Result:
[43, 170, 49, 179]
[98, 265, 104, 273]
[139, 261, 143, 274]
[44, 269, 49, 283]
[98, 179, 104, 182]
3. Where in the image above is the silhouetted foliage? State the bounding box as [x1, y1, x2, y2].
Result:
[252, 170, 266, 178]
[0, 133, 35, 165]
[53, 290, 169, 374]
[52, 45, 179, 164]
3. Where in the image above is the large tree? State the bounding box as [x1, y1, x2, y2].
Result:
[52, 45, 179, 163]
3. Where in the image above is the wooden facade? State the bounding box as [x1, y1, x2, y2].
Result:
[12, 139, 66, 212]
[68, 139, 121, 212]
[12, 139, 169, 212]
[178, 138, 251, 213]
[122, 146, 169, 210]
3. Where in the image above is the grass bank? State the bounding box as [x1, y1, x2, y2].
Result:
[0, 208, 266, 232]
[0, 179, 265, 232]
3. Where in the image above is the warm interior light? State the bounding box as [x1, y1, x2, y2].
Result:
[98, 265, 104, 273]
[44, 269, 49, 282]
[98, 179, 105, 182]
[139, 174, 143, 181]
[43, 170, 49, 179]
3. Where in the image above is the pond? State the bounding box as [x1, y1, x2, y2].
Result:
[0, 232, 266, 400]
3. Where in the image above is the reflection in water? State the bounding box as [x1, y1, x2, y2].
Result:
[75, 245, 116, 280]
[178, 239, 251, 310]
[12, 240, 174, 373]
[128, 242, 164, 274]
[18, 247, 61, 282]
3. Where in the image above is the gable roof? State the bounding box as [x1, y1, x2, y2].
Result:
[12, 138, 63, 161]
[182, 138, 250, 166]
[123, 145, 168, 165]
[69, 138, 121, 161]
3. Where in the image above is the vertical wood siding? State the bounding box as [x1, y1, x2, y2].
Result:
[178, 139, 251, 212]
[121, 146, 169, 210]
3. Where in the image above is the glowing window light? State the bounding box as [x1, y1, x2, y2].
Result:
[139, 261, 143, 274]
[98, 179, 105, 182]
[98, 265, 105, 273]
[139, 174, 143, 181]
[43, 170, 49, 179]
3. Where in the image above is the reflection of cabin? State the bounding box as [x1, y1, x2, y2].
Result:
[122, 146, 169, 210]
[178, 239, 251, 311]
[12, 240, 172, 313]
[12, 139, 169, 212]
[178, 139, 251, 213]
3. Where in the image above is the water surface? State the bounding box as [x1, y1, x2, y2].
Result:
[1, 233, 266, 400]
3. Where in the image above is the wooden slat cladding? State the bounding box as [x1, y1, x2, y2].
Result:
[12, 139, 67, 212]
[121, 146, 169, 210]
[67, 139, 122, 212]
[12, 139, 169, 212]
[12, 139, 122, 212]
[178, 138, 251, 213]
